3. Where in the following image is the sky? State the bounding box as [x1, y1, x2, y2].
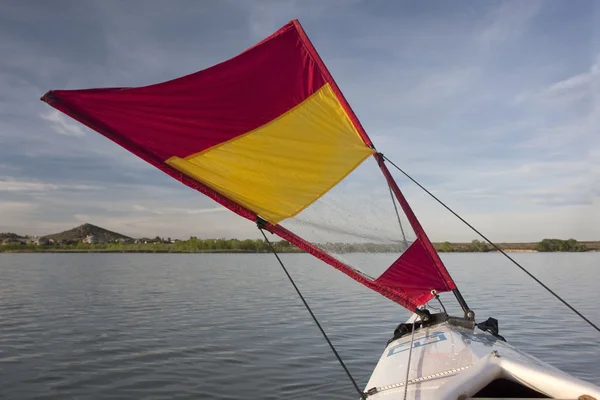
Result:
[0, 0, 598, 242]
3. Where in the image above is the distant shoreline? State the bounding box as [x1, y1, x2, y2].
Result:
[3, 224, 598, 253]
[0, 249, 271, 254]
[2, 248, 597, 254]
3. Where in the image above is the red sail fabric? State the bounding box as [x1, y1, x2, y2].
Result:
[375, 239, 455, 307]
[40, 20, 328, 225]
[41, 19, 459, 312]
[42, 21, 327, 162]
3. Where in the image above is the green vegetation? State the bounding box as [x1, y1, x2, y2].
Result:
[0, 237, 303, 253]
[1, 223, 598, 253]
[438, 241, 454, 253]
[435, 240, 492, 252]
[535, 238, 587, 252]
[435, 238, 594, 253]
[2, 238, 597, 253]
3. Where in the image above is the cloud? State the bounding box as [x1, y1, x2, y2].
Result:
[65, 205, 258, 240]
[422, 206, 600, 243]
[398, 67, 481, 108]
[74, 213, 91, 223]
[0, 1, 595, 242]
[512, 56, 599, 160]
[39, 110, 85, 137]
[0, 201, 37, 213]
[0, 163, 19, 172]
[231, 0, 364, 39]
[0, 177, 101, 192]
[0, 201, 39, 234]
[516, 56, 600, 107]
[131, 204, 227, 216]
[477, 0, 543, 47]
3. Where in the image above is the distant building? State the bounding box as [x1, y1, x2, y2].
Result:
[2, 238, 25, 246]
[33, 237, 50, 246]
[83, 235, 98, 244]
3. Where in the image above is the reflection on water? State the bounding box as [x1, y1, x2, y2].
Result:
[0, 253, 598, 399]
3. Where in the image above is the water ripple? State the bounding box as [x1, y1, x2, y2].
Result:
[0, 252, 598, 399]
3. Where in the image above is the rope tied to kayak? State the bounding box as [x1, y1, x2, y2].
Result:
[403, 320, 417, 400]
[367, 364, 473, 394]
[381, 153, 600, 335]
[431, 290, 447, 315]
[258, 226, 367, 399]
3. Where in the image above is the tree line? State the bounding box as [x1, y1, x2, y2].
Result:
[435, 238, 589, 252]
[0, 237, 592, 253]
[534, 238, 587, 252]
[0, 237, 302, 253]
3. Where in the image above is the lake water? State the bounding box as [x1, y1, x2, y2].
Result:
[0, 252, 599, 399]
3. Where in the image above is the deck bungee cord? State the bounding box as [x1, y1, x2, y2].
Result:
[403, 322, 417, 400]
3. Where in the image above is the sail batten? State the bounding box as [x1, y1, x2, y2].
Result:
[41, 19, 458, 312]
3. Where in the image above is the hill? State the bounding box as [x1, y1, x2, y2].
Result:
[43, 223, 132, 243]
[0, 232, 27, 241]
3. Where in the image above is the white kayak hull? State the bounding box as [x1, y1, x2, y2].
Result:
[364, 314, 600, 399]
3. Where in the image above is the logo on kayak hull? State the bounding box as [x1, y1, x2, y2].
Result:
[386, 332, 447, 357]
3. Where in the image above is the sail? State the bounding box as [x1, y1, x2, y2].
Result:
[41, 19, 456, 311]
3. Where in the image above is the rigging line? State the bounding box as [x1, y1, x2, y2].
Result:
[381, 153, 600, 334]
[431, 290, 448, 316]
[403, 319, 417, 400]
[388, 184, 408, 247]
[258, 227, 367, 399]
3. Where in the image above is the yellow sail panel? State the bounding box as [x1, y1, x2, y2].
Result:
[166, 83, 374, 224]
